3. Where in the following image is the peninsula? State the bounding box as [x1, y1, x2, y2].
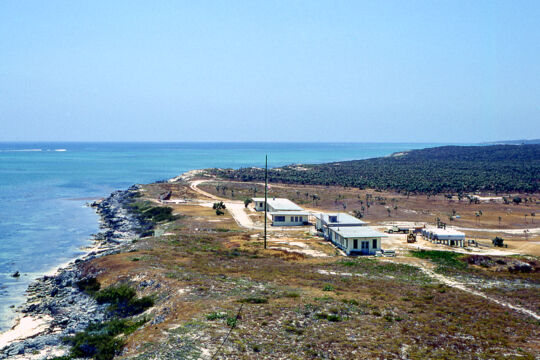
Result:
[1, 144, 539, 359]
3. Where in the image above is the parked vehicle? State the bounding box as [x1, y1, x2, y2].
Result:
[407, 231, 417, 243]
[387, 226, 409, 234]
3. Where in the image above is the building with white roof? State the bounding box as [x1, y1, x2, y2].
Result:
[269, 211, 310, 226]
[252, 197, 303, 212]
[327, 226, 386, 255]
[421, 228, 465, 247]
[252, 197, 309, 226]
[315, 213, 367, 239]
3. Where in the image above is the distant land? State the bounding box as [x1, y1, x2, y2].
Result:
[481, 139, 540, 145]
[208, 144, 540, 194]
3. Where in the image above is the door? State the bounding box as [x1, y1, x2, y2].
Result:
[362, 241, 370, 254]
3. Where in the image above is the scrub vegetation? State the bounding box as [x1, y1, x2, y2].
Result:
[207, 144, 540, 194]
[63, 181, 540, 359]
[52, 283, 153, 360]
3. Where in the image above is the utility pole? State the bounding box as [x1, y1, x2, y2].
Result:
[264, 155, 268, 249]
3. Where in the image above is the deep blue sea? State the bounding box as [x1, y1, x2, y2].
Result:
[0, 142, 454, 331]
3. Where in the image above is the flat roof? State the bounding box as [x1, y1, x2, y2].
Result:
[330, 226, 387, 238]
[316, 213, 366, 225]
[425, 228, 465, 236]
[270, 211, 310, 216]
[253, 198, 303, 211]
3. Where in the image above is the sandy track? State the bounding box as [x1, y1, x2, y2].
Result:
[379, 258, 540, 321]
[419, 266, 540, 320]
[191, 180, 307, 231]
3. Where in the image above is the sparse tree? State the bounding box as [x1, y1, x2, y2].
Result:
[244, 198, 253, 208]
[492, 236, 504, 247]
[213, 201, 226, 215]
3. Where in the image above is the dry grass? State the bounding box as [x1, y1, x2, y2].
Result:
[78, 182, 540, 359]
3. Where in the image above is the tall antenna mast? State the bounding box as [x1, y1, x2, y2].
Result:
[264, 154, 268, 249]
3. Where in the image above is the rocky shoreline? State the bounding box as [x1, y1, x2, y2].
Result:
[0, 186, 145, 359]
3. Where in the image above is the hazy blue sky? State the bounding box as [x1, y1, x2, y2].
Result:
[1, 1, 539, 142]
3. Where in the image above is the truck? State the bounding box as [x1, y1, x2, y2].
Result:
[387, 225, 410, 234]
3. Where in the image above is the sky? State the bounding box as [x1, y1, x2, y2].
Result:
[1, 1, 539, 142]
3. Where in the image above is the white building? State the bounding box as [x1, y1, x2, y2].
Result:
[270, 211, 310, 226]
[327, 226, 386, 255]
[315, 213, 366, 239]
[252, 197, 304, 212]
[421, 228, 465, 247]
[252, 197, 309, 226]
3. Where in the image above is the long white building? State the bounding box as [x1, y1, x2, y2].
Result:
[252, 197, 309, 226]
[421, 228, 465, 247]
[315, 213, 367, 239]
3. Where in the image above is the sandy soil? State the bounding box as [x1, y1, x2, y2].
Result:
[191, 180, 313, 232]
[0, 315, 52, 349]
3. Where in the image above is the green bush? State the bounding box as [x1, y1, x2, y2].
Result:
[94, 284, 154, 317]
[94, 284, 136, 304]
[315, 312, 341, 322]
[76, 277, 101, 294]
[141, 206, 175, 222]
[239, 296, 268, 304]
[411, 250, 467, 271]
[322, 285, 334, 292]
[206, 312, 227, 320]
[60, 318, 146, 360]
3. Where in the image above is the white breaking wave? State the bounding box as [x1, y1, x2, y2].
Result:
[0, 149, 42, 152]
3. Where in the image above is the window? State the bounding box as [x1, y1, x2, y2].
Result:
[274, 216, 285, 222]
[372, 239, 377, 249]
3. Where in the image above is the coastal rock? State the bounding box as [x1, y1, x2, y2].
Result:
[1, 187, 144, 358]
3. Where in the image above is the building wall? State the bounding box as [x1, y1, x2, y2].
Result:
[327, 229, 381, 255]
[254, 201, 265, 211]
[272, 214, 306, 226]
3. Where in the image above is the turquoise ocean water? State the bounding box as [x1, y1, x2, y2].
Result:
[0, 142, 454, 331]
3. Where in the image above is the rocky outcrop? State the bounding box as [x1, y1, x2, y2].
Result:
[0, 185, 144, 359]
[159, 190, 172, 201]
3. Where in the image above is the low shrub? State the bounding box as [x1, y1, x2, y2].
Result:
[411, 250, 467, 272]
[76, 277, 101, 294]
[239, 296, 268, 304]
[94, 284, 154, 317]
[58, 318, 146, 360]
[206, 312, 227, 320]
[315, 312, 341, 322]
[141, 206, 176, 222]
